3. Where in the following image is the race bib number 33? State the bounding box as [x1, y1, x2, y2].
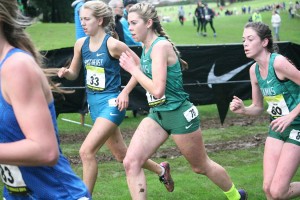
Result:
[86, 65, 105, 91]
[0, 164, 28, 194]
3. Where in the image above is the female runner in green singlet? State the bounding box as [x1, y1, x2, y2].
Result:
[119, 2, 247, 200]
[231, 22, 300, 199]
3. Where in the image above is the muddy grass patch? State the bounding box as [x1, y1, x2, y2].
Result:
[60, 115, 268, 164]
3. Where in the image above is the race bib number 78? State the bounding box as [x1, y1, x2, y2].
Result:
[183, 105, 199, 122]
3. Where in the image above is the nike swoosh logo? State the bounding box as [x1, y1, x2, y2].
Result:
[207, 61, 254, 88]
[267, 79, 273, 84]
[97, 53, 104, 57]
[185, 124, 193, 129]
[110, 112, 118, 116]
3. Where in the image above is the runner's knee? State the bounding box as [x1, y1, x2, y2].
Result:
[79, 146, 95, 162]
[269, 184, 288, 200]
[123, 156, 141, 174]
[263, 182, 271, 197]
[113, 152, 126, 163]
[191, 165, 207, 175]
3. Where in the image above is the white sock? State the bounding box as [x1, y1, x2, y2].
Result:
[159, 165, 165, 176]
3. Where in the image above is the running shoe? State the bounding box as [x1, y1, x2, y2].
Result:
[238, 189, 248, 200]
[159, 162, 174, 192]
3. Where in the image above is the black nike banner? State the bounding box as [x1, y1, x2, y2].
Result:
[43, 42, 300, 124]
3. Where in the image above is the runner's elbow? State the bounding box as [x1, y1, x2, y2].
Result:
[153, 91, 164, 99]
[41, 148, 59, 166]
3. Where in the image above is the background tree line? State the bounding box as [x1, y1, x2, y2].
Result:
[23, 0, 107, 22]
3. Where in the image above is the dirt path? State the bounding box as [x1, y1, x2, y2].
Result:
[60, 115, 269, 164]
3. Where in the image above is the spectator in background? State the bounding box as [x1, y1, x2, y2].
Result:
[120, 0, 141, 46]
[120, 0, 144, 118]
[296, 1, 300, 10]
[296, 1, 300, 17]
[242, 5, 247, 14]
[17, 0, 24, 14]
[271, 10, 281, 41]
[72, 0, 89, 39]
[71, 0, 91, 124]
[195, 1, 205, 36]
[225, 9, 233, 16]
[203, 3, 217, 37]
[193, 15, 196, 26]
[109, 0, 125, 43]
[275, 4, 281, 14]
[288, 1, 295, 18]
[178, 6, 185, 25]
[251, 10, 262, 22]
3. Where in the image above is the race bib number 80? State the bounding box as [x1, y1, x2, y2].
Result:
[265, 94, 289, 119]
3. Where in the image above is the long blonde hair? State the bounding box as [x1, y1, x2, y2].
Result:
[0, 1, 42, 66]
[83, 1, 118, 39]
[0, 0, 68, 93]
[129, 3, 188, 70]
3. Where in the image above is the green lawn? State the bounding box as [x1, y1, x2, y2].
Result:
[26, 0, 300, 50]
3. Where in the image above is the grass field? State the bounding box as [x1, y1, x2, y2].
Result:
[4, 0, 300, 199]
[26, 0, 300, 50]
